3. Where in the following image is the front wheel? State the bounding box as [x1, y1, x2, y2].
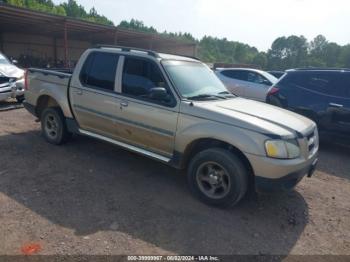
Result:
[41, 107, 71, 145]
[187, 148, 248, 207]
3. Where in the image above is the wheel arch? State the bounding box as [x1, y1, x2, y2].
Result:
[180, 137, 256, 195]
[35, 95, 60, 119]
[180, 138, 254, 177]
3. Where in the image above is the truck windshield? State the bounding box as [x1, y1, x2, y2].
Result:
[162, 60, 232, 100]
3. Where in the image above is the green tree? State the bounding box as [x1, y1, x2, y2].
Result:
[5, 0, 25, 7]
[60, 0, 86, 18]
[323, 42, 342, 67]
[339, 44, 350, 68]
[119, 19, 157, 33]
[267, 35, 308, 69]
[4, 0, 113, 25]
[310, 35, 328, 55]
[252, 52, 268, 68]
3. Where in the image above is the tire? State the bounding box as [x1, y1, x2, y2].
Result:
[40, 107, 71, 145]
[16, 95, 25, 103]
[187, 148, 248, 208]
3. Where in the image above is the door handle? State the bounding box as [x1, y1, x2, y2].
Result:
[120, 101, 128, 107]
[329, 102, 343, 108]
[75, 90, 83, 95]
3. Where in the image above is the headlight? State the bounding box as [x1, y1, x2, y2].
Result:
[265, 139, 300, 159]
[17, 74, 24, 80]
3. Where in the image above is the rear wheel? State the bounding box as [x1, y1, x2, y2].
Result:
[187, 148, 248, 207]
[41, 107, 71, 145]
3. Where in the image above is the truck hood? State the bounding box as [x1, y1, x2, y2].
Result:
[182, 98, 315, 138]
[0, 64, 24, 79]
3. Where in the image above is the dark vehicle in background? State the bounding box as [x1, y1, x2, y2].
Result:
[268, 71, 285, 78]
[267, 68, 350, 140]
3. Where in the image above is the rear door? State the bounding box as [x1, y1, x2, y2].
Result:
[69, 51, 122, 137]
[217, 70, 248, 96]
[114, 56, 179, 157]
[244, 71, 271, 101]
[325, 72, 350, 136]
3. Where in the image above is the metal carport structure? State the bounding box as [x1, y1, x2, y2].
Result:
[0, 3, 197, 67]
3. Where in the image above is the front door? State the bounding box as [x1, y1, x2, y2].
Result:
[114, 56, 179, 157]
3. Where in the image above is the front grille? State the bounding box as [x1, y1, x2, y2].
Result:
[0, 76, 16, 85]
[306, 129, 317, 155]
[307, 131, 315, 151]
[0, 76, 10, 84]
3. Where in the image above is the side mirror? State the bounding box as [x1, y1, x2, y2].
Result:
[149, 87, 170, 102]
[12, 59, 18, 64]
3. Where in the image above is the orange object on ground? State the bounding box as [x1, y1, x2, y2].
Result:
[21, 243, 42, 255]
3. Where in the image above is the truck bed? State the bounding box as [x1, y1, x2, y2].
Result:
[25, 68, 74, 118]
[27, 68, 72, 86]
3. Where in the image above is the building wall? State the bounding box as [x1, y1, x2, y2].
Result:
[1, 33, 90, 67]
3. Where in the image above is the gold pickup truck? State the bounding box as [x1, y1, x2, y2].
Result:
[23, 46, 318, 207]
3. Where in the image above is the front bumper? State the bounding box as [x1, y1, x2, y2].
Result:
[0, 83, 17, 101]
[255, 157, 318, 192]
[14, 78, 25, 97]
[245, 139, 318, 192]
[0, 78, 24, 101]
[0, 90, 14, 101]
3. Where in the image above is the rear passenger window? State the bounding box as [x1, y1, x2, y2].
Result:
[80, 52, 119, 91]
[288, 72, 350, 98]
[247, 72, 266, 84]
[291, 72, 334, 95]
[122, 57, 166, 97]
[221, 70, 247, 81]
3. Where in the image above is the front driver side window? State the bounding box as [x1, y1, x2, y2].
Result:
[122, 57, 168, 99]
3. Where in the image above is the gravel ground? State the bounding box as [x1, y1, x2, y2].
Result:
[0, 107, 349, 257]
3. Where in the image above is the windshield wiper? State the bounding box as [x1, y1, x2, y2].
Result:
[186, 94, 227, 100]
[218, 91, 236, 97]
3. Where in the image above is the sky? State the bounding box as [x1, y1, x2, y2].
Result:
[53, 0, 350, 51]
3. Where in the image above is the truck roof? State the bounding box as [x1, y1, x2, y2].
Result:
[287, 68, 350, 72]
[94, 45, 199, 62]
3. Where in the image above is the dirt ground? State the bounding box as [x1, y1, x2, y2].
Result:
[0, 105, 349, 257]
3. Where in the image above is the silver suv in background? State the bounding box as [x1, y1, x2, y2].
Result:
[215, 68, 278, 102]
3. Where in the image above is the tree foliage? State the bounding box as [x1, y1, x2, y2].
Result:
[266, 34, 349, 69]
[3, 0, 113, 25]
[3, 0, 350, 69]
[119, 19, 157, 33]
[118, 19, 350, 70]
